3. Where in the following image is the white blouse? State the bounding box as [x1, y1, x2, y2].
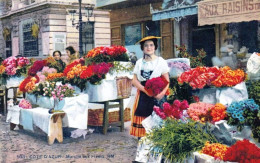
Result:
[133, 57, 169, 82]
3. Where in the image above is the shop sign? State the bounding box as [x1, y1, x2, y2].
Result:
[198, 0, 260, 26]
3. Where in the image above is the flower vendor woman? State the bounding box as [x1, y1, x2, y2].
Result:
[130, 36, 170, 138]
[66, 46, 79, 64]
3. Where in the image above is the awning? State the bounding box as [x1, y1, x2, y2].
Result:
[151, 5, 198, 21]
[198, 0, 260, 26]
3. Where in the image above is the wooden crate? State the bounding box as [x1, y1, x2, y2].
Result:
[88, 108, 131, 126]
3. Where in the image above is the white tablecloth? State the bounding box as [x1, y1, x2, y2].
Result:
[7, 94, 89, 134]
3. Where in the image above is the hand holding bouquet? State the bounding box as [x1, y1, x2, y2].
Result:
[144, 76, 169, 97]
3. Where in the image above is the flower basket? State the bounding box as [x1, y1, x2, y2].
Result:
[87, 107, 131, 126]
[116, 76, 132, 99]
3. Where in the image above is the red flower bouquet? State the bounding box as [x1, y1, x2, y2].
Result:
[85, 46, 129, 63]
[153, 99, 189, 120]
[145, 77, 169, 96]
[19, 75, 40, 93]
[28, 60, 47, 76]
[223, 139, 260, 163]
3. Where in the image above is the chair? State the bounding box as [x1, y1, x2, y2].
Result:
[0, 85, 7, 115]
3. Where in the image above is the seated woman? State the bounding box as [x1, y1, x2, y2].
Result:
[66, 46, 79, 64]
[53, 50, 66, 72]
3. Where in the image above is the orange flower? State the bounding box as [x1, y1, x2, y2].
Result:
[201, 142, 229, 160]
[46, 73, 64, 81]
[0, 65, 6, 74]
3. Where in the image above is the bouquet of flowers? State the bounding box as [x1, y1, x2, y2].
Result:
[51, 84, 74, 101]
[85, 45, 129, 63]
[0, 56, 30, 77]
[201, 141, 229, 160]
[36, 66, 57, 82]
[211, 66, 246, 87]
[46, 73, 65, 82]
[19, 75, 40, 93]
[145, 76, 169, 96]
[45, 56, 64, 73]
[226, 99, 260, 141]
[178, 67, 220, 89]
[223, 139, 260, 162]
[153, 99, 189, 120]
[248, 80, 260, 106]
[187, 102, 214, 122]
[19, 99, 32, 109]
[32, 81, 56, 97]
[178, 66, 246, 89]
[210, 103, 227, 122]
[83, 62, 113, 84]
[28, 60, 47, 76]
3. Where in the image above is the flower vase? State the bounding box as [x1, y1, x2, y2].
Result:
[53, 99, 59, 111]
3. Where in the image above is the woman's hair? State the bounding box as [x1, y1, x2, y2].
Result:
[53, 50, 62, 57]
[140, 38, 158, 51]
[65, 46, 76, 55]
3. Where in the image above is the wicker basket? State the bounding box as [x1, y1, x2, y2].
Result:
[116, 77, 132, 99]
[88, 108, 131, 126]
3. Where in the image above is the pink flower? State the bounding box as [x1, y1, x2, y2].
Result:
[19, 99, 32, 109]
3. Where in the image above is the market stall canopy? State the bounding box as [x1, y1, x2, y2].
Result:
[198, 0, 260, 26]
[151, 0, 201, 21]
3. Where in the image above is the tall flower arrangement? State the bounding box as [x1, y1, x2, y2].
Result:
[28, 60, 47, 76]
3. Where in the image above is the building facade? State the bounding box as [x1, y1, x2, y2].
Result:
[97, 0, 260, 68]
[0, 0, 111, 59]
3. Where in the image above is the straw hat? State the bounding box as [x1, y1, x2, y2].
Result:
[135, 36, 161, 45]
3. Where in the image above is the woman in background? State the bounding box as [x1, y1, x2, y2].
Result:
[66, 46, 79, 63]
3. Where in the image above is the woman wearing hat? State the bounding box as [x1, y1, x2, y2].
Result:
[130, 36, 170, 138]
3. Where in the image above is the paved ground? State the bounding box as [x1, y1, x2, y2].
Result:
[0, 114, 138, 163]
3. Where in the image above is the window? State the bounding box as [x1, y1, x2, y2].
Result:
[125, 24, 142, 46]
[82, 22, 94, 54]
[23, 22, 38, 57]
[124, 21, 160, 46]
[5, 33, 12, 58]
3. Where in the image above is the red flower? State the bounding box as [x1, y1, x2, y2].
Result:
[80, 66, 94, 79]
[145, 77, 169, 96]
[28, 60, 47, 76]
[223, 139, 260, 162]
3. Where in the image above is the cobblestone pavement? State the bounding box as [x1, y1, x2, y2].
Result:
[0, 114, 138, 163]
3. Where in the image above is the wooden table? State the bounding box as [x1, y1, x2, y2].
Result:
[93, 98, 125, 135]
[10, 112, 65, 145]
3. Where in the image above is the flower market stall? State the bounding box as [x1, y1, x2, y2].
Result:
[1, 45, 134, 143]
[133, 49, 260, 163]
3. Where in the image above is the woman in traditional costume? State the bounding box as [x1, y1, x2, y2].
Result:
[130, 36, 169, 138]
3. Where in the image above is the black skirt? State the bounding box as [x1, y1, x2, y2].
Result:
[134, 81, 167, 117]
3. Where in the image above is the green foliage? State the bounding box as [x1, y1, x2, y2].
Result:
[175, 45, 206, 68]
[146, 119, 217, 163]
[167, 77, 194, 104]
[248, 80, 260, 106]
[110, 61, 134, 73]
